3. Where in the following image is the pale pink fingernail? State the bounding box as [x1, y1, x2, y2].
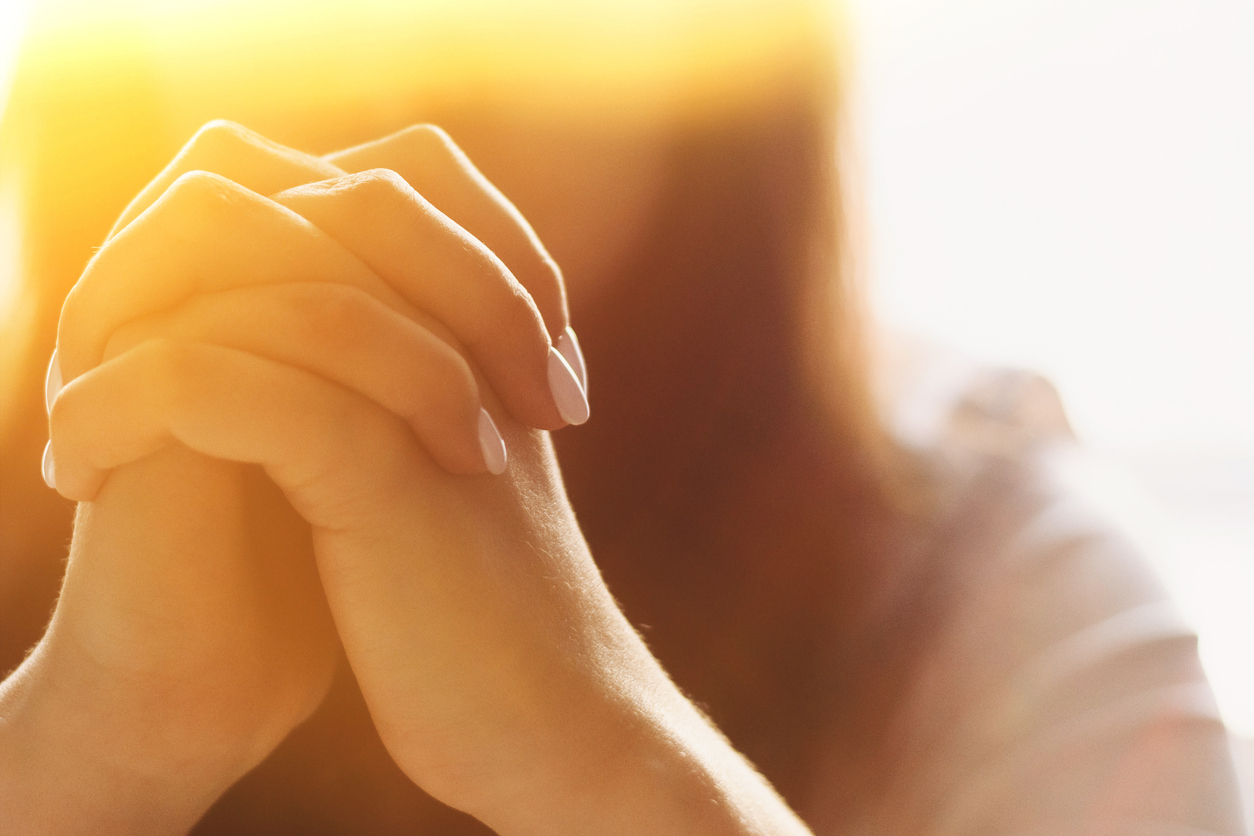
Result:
[547, 347, 589, 426]
[556, 327, 587, 395]
[41, 440, 56, 490]
[45, 349, 62, 415]
[478, 408, 507, 475]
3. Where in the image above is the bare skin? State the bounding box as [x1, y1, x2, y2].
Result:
[0, 122, 810, 836]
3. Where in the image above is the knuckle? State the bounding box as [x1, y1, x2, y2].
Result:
[186, 119, 256, 159]
[166, 169, 237, 216]
[540, 253, 565, 290]
[398, 123, 457, 156]
[491, 264, 546, 347]
[506, 294, 546, 353]
[343, 167, 411, 205]
[529, 253, 568, 310]
[460, 250, 544, 352]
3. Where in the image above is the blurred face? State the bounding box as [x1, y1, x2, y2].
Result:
[436, 112, 669, 314]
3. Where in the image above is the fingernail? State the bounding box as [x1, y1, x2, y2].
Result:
[548, 347, 589, 426]
[45, 349, 62, 415]
[478, 408, 507, 475]
[41, 440, 56, 490]
[556, 327, 587, 395]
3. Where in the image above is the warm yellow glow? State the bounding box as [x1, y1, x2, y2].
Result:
[19, 0, 839, 128]
[0, 0, 843, 362]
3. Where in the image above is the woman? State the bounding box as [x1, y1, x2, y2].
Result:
[0, 1, 1245, 833]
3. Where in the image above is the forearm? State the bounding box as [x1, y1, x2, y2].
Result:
[0, 634, 243, 835]
[537, 672, 812, 836]
[442, 621, 813, 836]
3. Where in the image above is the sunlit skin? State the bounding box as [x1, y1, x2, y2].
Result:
[0, 2, 842, 830]
[0, 117, 817, 834]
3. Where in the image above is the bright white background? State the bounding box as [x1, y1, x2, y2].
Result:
[848, 0, 1253, 735]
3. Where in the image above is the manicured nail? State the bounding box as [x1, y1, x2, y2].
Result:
[478, 408, 507, 475]
[556, 327, 587, 395]
[41, 440, 56, 490]
[547, 347, 589, 426]
[45, 349, 62, 415]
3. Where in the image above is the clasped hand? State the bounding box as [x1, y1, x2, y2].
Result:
[0, 122, 810, 836]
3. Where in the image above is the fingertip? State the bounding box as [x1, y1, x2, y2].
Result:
[556, 326, 587, 396]
[43, 441, 106, 501]
[547, 347, 589, 427]
[477, 408, 508, 476]
[45, 350, 62, 415]
[41, 440, 56, 489]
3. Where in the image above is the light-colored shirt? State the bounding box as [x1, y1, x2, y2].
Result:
[829, 340, 1249, 834]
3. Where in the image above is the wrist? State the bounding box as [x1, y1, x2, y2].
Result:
[457, 637, 811, 836]
[556, 679, 809, 836]
[0, 635, 250, 834]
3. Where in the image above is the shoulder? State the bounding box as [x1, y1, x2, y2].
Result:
[860, 334, 1246, 835]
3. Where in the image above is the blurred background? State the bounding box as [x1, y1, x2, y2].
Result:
[1, 0, 1250, 757]
[843, 0, 1254, 746]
